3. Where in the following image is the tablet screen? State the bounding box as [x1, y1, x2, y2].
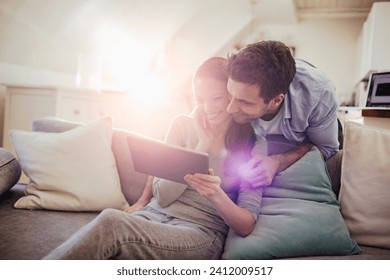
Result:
[127, 134, 209, 184]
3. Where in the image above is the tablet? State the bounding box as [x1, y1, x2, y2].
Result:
[127, 134, 209, 184]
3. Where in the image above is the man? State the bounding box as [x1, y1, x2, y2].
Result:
[226, 40, 339, 188]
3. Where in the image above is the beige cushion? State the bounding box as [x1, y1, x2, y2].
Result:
[10, 117, 129, 211]
[339, 121, 390, 249]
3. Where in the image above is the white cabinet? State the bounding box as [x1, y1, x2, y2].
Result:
[2, 84, 129, 153]
[356, 2, 390, 82]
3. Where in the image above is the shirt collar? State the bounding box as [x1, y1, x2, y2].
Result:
[283, 92, 292, 119]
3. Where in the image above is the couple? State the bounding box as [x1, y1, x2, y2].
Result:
[44, 40, 339, 260]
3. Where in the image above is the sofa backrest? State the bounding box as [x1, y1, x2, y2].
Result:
[31, 117, 343, 204]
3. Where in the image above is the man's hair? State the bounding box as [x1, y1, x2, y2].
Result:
[228, 40, 296, 103]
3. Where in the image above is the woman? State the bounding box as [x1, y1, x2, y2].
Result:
[44, 57, 263, 260]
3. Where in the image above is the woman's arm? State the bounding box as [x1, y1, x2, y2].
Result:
[124, 175, 154, 213]
[152, 114, 191, 207]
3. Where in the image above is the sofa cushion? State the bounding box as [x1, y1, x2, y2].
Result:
[222, 147, 360, 259]
[266, 134, 343, 197]
[339, 121, 390, 249]
[32, 117, 148, 205]
[0, 148, 22, 196]
[10, 117, 129, 211]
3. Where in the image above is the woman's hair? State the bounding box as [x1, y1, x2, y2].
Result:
[193, 57, 256, 156]
[228, 40, 296, 103]
[192, 57, 229, 89]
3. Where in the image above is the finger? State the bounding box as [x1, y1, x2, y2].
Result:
[246, 165, 266, 178]
[239, 163, 265, 180]
[248, 173, 274, 187]
[246, 157, 264, 170]
[250, 178, 272, 188]
[184, 174, 210, 188]
[193, 173, 220, 184]
[184, 176, 211, 193]
[185, 174, 217, 189]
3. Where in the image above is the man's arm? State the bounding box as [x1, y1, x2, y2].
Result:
[306, 86, 340, 160]
[242, 142, 314, 188]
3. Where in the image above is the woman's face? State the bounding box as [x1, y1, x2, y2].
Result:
[193, 77, 231, 127]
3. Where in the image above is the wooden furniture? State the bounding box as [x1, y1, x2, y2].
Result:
[338, 107, 390, 130]
[356, 2, 390, 83]
[2, 84, 129, 153]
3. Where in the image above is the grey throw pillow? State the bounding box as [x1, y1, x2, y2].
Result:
[0, 148, 21, 196]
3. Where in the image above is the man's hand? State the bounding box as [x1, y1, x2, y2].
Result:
[240, 143, 315, 188]
[239, 154, 279, 188]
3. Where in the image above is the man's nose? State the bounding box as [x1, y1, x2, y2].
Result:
[226, 99, 238, 114]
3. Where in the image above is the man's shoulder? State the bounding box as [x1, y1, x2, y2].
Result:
[289, 59, 336, 103]
[293, 59, 335, 91]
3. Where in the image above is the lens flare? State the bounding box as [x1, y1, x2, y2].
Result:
[224, 150, 252, 185]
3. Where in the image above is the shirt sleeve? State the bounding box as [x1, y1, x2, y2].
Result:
[306, 88, 339, 160]
[237, 184, 263, 222]
[289, 60, 340, 160]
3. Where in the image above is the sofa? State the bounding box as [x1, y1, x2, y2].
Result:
[0, 116, 389, 260]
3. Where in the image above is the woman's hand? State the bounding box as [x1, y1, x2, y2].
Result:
[123, 202, 145, 213]
[193, 109, 212, 152]
[185, 168, 256, 237]
[184, 169, 224, 201]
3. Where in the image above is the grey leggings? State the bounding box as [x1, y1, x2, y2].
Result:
[43, 207, 225, 260]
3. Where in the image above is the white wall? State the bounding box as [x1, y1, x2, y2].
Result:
[0, 62, 79, 145]
[247, 17, 365, 105]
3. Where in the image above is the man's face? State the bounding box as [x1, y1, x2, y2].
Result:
[226, 78, 273, 124]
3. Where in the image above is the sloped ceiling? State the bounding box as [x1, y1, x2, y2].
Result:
[0, 0, 253, 90]
[0, 0, 212, 73]
[0, 0, 385, 90]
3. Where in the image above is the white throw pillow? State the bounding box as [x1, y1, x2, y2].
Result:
[10, 117, 129, 211]
[339, 121, 390, 249]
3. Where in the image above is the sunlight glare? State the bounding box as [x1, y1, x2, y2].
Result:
[99, 30, 170, 111]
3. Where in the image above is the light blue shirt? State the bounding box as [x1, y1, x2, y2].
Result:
[251, 59, 339, 160]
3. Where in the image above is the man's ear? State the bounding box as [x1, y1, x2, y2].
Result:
[271, 93, 285, 108]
